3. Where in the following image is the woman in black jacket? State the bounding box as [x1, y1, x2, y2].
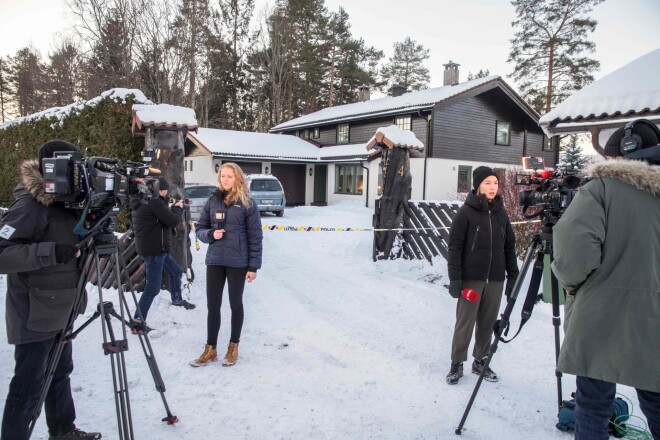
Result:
[191, 163, 263, 367]
[446, 166, 518, 385]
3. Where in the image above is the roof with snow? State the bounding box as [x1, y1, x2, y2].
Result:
[540, 48, 660, 136]
[366, 125, 424, 151]
[188, 128, 373, 162]
[132, 104, 198, 135]
[0, 88, 152, 130]
[269, 76, 538, 131]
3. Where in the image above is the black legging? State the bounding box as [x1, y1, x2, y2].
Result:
[206, 265, 248, 346]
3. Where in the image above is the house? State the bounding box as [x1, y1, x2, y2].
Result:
[539, 48, 660, 152]
[269, 62, 553, 207]
[184, 128, 373, 206]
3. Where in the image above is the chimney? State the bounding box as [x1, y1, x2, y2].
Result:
[390, 84, 407, 97]
[443, 60, 460, 86]
[358, 85, 371, 102]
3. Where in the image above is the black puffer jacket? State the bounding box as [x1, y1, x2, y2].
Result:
[447, 193, 518, 282]
[0, 160, 84, 344]
[131, 195, 183, 256]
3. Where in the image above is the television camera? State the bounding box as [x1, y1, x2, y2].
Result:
[515, 157, 583, 220]
[42, 150, 160, 236]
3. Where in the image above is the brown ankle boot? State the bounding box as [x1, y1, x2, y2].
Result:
[222, 341, 239, 366]
[190, 344, 217, 367]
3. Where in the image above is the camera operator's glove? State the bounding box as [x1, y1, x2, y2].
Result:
[55, 244, 76, 264]
[504, 276, 517, 302]
[448, 280, 462, 299]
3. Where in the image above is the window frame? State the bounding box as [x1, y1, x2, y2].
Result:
[543, 135, 555, 152]
[335, 164, 364, 195]
[394, 114, 412, 131]
[337, 123, 349, 144]
[457, 165, 472, 193]
[312, 127, 320, 139]
[495, 121, 511, 146]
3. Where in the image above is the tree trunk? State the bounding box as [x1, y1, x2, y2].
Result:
[328, 45, 336, 107]
[545, 43, 555, 115]
[188, 0, 197, 109]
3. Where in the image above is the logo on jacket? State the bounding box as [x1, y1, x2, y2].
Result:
[0, 224, 16, 240]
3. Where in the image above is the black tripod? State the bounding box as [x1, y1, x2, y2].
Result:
[28, 222, 178, 440]
[455, 213, 565, 435]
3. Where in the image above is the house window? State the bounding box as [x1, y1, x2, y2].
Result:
[185, 160, 188, 171]
[190, 160, 193, 171]
[312, 127, 320, 139]
[337, 123, 349, 144]
[543, 136, 555, 151]
[495, 121, 510, 145]
[303, 129, 309, 139]
[457, 165, 472, 193]
[335, 164, 363, 195]
[395, 115, 412, 131]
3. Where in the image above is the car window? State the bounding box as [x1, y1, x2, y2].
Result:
[250, 180, 281, 191]
[185, 186, 217, 198]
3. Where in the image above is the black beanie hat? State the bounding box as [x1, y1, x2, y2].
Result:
[38, 140, 80, 172]
[472, 166, 498, 191]
[157, 176, 170, 191]
[604, 123, 660, 157]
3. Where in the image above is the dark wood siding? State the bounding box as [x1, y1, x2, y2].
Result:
[526, 132, 556, 166]
[431, 88, 545, 165]
[271, 163, 306, 206]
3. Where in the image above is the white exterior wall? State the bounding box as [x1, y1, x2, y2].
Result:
[327, 163, 369, 207]
[185, 156, 216, 185]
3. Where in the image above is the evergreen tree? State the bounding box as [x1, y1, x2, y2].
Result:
[508, 0, 603, 114]
[559, 134, 590, 174]
[47, 40, 85, 107]
[381, 36, 430, 92]
[0, 56, 14, 122]
[8, 47, 48, 117]
[467, 69, 490, 80]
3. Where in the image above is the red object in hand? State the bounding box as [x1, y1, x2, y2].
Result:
[462, 288, 480, 302]
[539, 170, 554, 179]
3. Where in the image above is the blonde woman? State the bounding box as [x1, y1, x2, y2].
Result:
[191, 163, 263, 367]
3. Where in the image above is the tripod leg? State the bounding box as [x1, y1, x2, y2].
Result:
[455, 235, 541, 435]
[550, 259, 564, 410]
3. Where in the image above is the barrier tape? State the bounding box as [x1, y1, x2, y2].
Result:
[262, 220, 540, 233]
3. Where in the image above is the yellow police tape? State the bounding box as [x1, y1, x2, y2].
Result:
[262, 220, 539, 232]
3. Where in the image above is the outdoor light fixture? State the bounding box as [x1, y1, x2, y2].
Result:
[309, 168, 313, 176]
[265, 166, 270, 174]
[215, 163, 220, 173]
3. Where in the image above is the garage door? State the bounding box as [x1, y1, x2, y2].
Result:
[231, 161, 262, 175]
[271, 163, 306, 206]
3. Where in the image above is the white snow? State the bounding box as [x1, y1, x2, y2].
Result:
[270, 76, 501, 131]
[132, 104, 198, 129]
[191, 128, 370, 161]
[367, 125, 425, 150]
[540, 48, 660, 130]
[0, 88, 153, 130]
[0, 204, 648, 440]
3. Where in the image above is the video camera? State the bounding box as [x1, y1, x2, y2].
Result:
[515, 157, 583, 219]
[42, 150, 160, 236]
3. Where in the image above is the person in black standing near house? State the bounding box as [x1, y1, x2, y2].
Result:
[0, 140, 101, 440]
[191, 162, 262, 367]
[132, 176, 195, 321]
[445, 166, 519, 385]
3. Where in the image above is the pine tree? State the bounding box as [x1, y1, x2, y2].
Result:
[47, 40, 85, 107]
[508, 0, 603, 114]
[559, 134, 590, 174]
[381, 36, 430, 92]
[467, 69, 490, 81]
[0, 56, 13, 122]
[8, 47, 48, 116]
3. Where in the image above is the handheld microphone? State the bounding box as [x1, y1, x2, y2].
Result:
[214, 209, 226, 230]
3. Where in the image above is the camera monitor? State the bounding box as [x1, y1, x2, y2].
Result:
[522, 156, 545, 171]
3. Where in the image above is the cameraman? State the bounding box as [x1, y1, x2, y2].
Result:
[552, 121, 660, 439]
[131, 176, 195, 321]
[0, 141, 101, 440]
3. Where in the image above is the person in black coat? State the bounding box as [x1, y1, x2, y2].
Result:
[445, 166, 519, 385]
[131, 176, 195, 321]
[0, 140, 101, 440]
[190, 163, 263, 367]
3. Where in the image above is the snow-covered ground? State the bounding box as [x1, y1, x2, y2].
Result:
[0, 203, 647, 439]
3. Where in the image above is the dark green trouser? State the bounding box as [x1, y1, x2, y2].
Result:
[450, 280, 504, 363]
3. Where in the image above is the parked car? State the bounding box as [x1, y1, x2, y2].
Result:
[246, 174, 286, 217]
[184, 183, 217, 222]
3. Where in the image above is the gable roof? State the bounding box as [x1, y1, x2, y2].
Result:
[188, 128, 372, 162]
[269, 76, 538, 132]
[539, 48, 660, 135]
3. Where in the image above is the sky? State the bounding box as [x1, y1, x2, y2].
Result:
[1, 0, 659, 88]
[0, 203, 651, 439]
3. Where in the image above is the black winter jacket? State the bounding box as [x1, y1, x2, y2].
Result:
[195, 189, 263, 271]
[447, 193, 518, 283]
[131, 195, 183, 256]
[0, 160, 85, 344]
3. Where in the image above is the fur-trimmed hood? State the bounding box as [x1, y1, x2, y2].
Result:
[17, 159, 55, 207]
[588, 159, 660, 198]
